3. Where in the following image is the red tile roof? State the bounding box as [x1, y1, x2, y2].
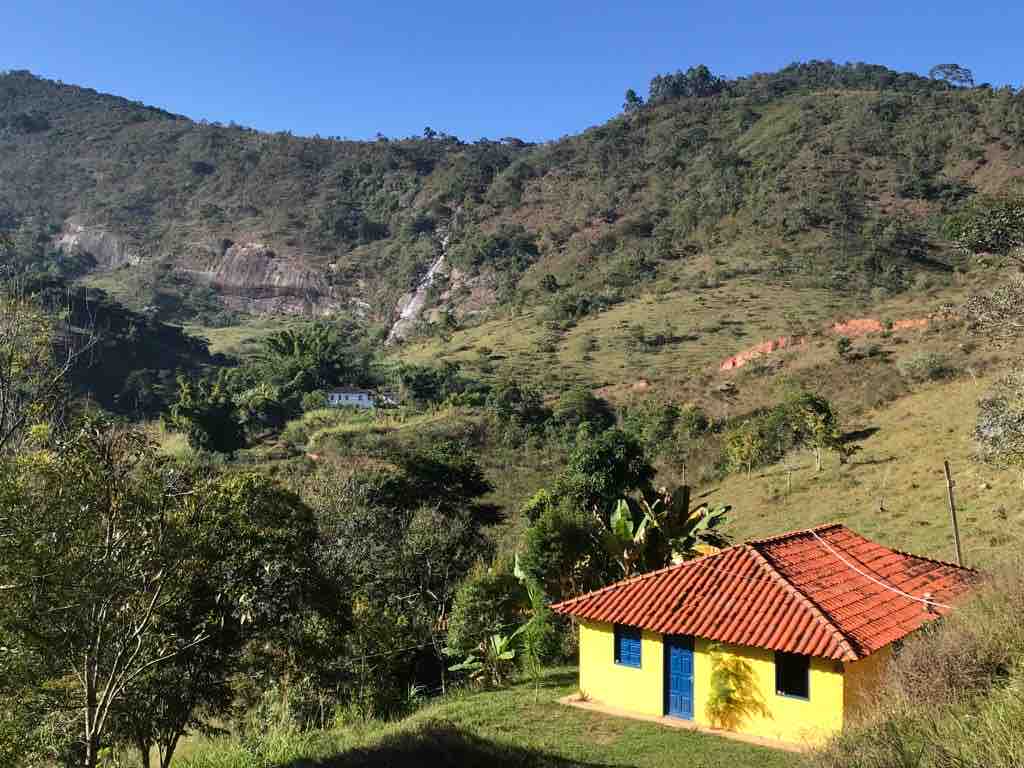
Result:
[551, 523, 976, 661]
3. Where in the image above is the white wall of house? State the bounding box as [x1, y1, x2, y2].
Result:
[327, 391, 375, 409]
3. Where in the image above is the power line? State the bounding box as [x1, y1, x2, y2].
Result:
[809, 530, 953, 611]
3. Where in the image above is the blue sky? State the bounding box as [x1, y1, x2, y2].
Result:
[4, 1, 1021, 142]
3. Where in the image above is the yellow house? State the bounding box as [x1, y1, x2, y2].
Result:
[552, 524, 974, 747]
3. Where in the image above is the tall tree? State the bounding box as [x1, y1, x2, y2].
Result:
[163, 371, 246, 453]
[112, 472, 345, 768]
[976, 369, 1024, 486]
[519, 430, 657, 599]
[928, 63, 975, 88]
[787, 391, 846, 472]
[0, 422, 339, 767]
[0, 282, 97, 453]
[0, 423, 196, 768]
[623, 88, 644, 113]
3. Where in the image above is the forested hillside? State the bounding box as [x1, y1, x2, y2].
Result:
[3, 62, 1024, 334]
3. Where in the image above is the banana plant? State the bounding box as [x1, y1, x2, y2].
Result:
[596, 486, 731, 577]
[446, 623, 526, 688]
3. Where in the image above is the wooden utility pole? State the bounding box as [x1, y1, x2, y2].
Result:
[943, 460, 964, 567]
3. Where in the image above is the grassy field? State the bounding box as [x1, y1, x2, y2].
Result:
[710, 374, 1024, 568]
[396, 267, 989, 399]
[182, 317, 307, 357]
[177, 669, 799, 768]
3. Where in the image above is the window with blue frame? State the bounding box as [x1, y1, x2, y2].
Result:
[774, 651, 810, 699]
[614, 625, 642, 668]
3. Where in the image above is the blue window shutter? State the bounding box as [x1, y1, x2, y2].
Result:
[614, 625, 642, 668]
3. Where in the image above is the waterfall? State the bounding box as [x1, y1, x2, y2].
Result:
[386, 226, 451, 343]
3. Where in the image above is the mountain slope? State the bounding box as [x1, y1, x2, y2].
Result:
[2, 62, 1024, 337]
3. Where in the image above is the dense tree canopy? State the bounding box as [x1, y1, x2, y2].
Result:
[0, 421, 344, 768]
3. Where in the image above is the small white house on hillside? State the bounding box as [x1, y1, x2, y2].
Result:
[326, 388, 375, 409]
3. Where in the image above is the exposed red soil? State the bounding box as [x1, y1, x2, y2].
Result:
[720, 316, 930, 371]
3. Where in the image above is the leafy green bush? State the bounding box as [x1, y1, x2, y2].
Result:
[520, 602, 564, 669]
[676, 405, 710, 438]
[723, 419, 770, 475]
[947, 194, 1024, 256]
[446, 569, 524, 657]
[836, 336, 853, 359]
[486, 380, 551, 439]
[554, 387, 615, 433]
[897, 351, 954, 383]
[302, 389, 329, 412]
[622, 400, 681, 455]
[281, 408, 354, 447]
[448, 224, 539, 274]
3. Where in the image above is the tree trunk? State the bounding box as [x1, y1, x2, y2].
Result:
[84, 734, 99, 768]
[84, 667, 98, 768]
[159, 733, 181, 768]
[815, 447, 823, 473]
[137, 738, 152, 768]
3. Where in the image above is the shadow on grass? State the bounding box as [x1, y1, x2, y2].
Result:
[849, 456, 896, 468]
[291, 719, 612, 768]
[841, 426, 880, 444]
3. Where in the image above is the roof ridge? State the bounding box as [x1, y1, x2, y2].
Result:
[552, 523, 848, 612]
[745, 543, 861, 661]
[886, 544, 979, 575]
[746, 521, 845, 546]
[550, 542, 746, 611]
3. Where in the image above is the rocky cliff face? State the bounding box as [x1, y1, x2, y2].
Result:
[201, 241, 339, 315]
[56, 218, 343, 316]
[54, 218, 139, 269]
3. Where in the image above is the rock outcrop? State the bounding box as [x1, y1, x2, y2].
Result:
[54, 218, 139, 268]
[205, 241, 336, 315]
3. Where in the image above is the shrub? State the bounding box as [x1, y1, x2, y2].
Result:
[836, 336, 853, 359]
[485, 380, 550, 436]
[622, 400, 680, 455]
[723, 419, 770, 475]
[809, 560, 1024, 768]
[676, 405, 710, 438]
[281, 408, 345, 446]
[897, 351, 954, 383]
[445, 570, 524, 656]
[705, 643, 769, 730]
[302, 390, 328, 412]
[553, 387, 615, 433]
[520, 602, 564, 669]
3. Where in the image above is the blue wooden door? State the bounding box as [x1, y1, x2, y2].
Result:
[665, 636, 694, 719]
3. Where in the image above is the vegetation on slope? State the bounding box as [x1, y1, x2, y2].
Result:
[810, 559, 1024, 768]
[174, 669, 797, 768]
[4, 60, 1024, 768]
[3, 61, 1023, 331]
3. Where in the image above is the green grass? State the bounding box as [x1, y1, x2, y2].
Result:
[182, 317, 306, 358]
[178, 669, 798, 768]
[710, 374, 1024, 568]
[144, 420, 194, 460]
[809, 559, 1024, 768]
[395, 268, 987, 401]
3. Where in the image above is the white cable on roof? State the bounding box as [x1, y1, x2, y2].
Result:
[809, 530, 953, 611]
